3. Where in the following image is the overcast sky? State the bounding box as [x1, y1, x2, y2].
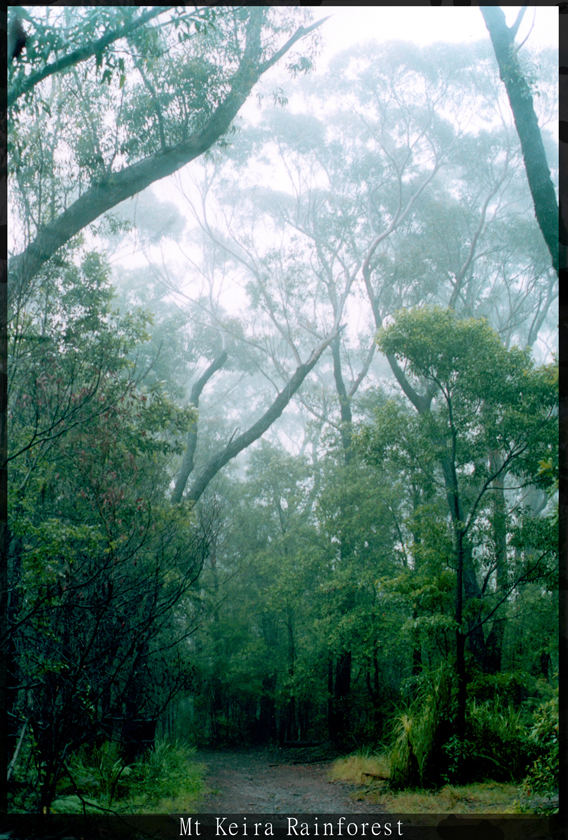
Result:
[315, 6, 557, 63]
[235, 6, 558, 133]
[121, 5, 558, 276]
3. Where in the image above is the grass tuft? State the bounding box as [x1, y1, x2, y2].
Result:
[374, 780, 523, 813]
[329, 753, 527, 814]
[329, 752, 390, 785]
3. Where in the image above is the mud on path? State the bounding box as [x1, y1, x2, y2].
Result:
[194, 747, 382, 814]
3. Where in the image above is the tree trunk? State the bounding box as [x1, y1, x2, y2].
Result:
[328, 338, 353, 745]
[454, 520, 468, 744]
[331, 335, 353, 461]
[481, 6, 559, 275]
[439, 453, 484, 662]
[483, 451, 508, 674]
[256, 674, 277, 744]
[330, 650, 352, 745]
[327, 657, 334, 742]
[439, 451, 478, 740]
[410, 485, 424, 681]
[412, 605, 422, 679]
[456, 624, 467, 742]
[171, 350, 227, 504]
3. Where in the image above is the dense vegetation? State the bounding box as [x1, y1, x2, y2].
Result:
[5, 6, 558, 814]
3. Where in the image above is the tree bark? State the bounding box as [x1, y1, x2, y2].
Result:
[438, 450, 483, 740]
[482, 451, 508, 674]
[363, 266, 434, 415]
[329, 651, 351, 746]
[171, 350, 227, 504]
[329, 335, 355, 744]
[481, 6, 559, 276]
[331, 335, 353, 462]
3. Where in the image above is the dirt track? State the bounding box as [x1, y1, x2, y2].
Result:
[194, 748, 382, 814]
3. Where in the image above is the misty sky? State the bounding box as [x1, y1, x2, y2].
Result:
[317, 6, 557, 62]
[111, 4, 558, 309]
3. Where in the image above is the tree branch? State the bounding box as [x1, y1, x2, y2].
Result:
[8, 7, 174, 109]
[171, 349, 228, 505]
[9, 11, 327, 300]
[185, 329, 339, 504]
[331, 334, 353, 460]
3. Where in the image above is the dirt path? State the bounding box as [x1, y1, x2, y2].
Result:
[194, 748, 382, 814]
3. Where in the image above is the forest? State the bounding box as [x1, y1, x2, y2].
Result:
[5, 5, 559, 817]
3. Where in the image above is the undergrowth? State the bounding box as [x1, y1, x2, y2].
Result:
[330, 672, 558, 814]
[50, 738, 204, 813]
[330, 754, 542, 814]
[382, 667, 557, 790]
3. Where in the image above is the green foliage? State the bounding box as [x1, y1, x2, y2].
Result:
[468, 670, 534, 707]
[465, 700, 534, 782]
[378, 307, 506, 393]
[387, 672, 544, 789]
[388, 665, 455, 789]
[376, 309, 557, 484]
[7, 240, 208, 812]
[522, 687, 559, 799]
[440, 736, 475, 786]
[501, 586, 558, 679]
[127, 740, 204, 810]
[7, 14, 558, 806]
[52, 739, 204, 813]
[9, 6, 321, 258]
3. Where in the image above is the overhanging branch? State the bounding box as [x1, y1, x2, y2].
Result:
[184, 329, 339, 504]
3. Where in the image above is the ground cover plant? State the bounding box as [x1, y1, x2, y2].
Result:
[46, 740, 204, 814]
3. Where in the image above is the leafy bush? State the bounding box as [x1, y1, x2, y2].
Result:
[387, 667, 545, 789]
[440, 735, 475, 785]
[52, 739, 204, 813]
[128, 739, 204, 810]
[468, 670, 533, 707]
[388, 665, 455, 789]
[55, 739, 127, 808]
[522, 687, 558, 799]
[464, 699, 535, 782]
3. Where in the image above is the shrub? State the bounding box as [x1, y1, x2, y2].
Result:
[56, 740, 126, 808]
[388, 665, 455, 789]
[468, 670, 533, 707]
[522, 687, 558, 799]
[389, 714, 421, 789]
[52, 738, 204, 813]
[465, 699, 535, 782]
[387, 668, 544, 789]
[128, 738, 204, 810]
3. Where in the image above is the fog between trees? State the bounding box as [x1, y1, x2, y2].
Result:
[5, 6, 559, 812]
